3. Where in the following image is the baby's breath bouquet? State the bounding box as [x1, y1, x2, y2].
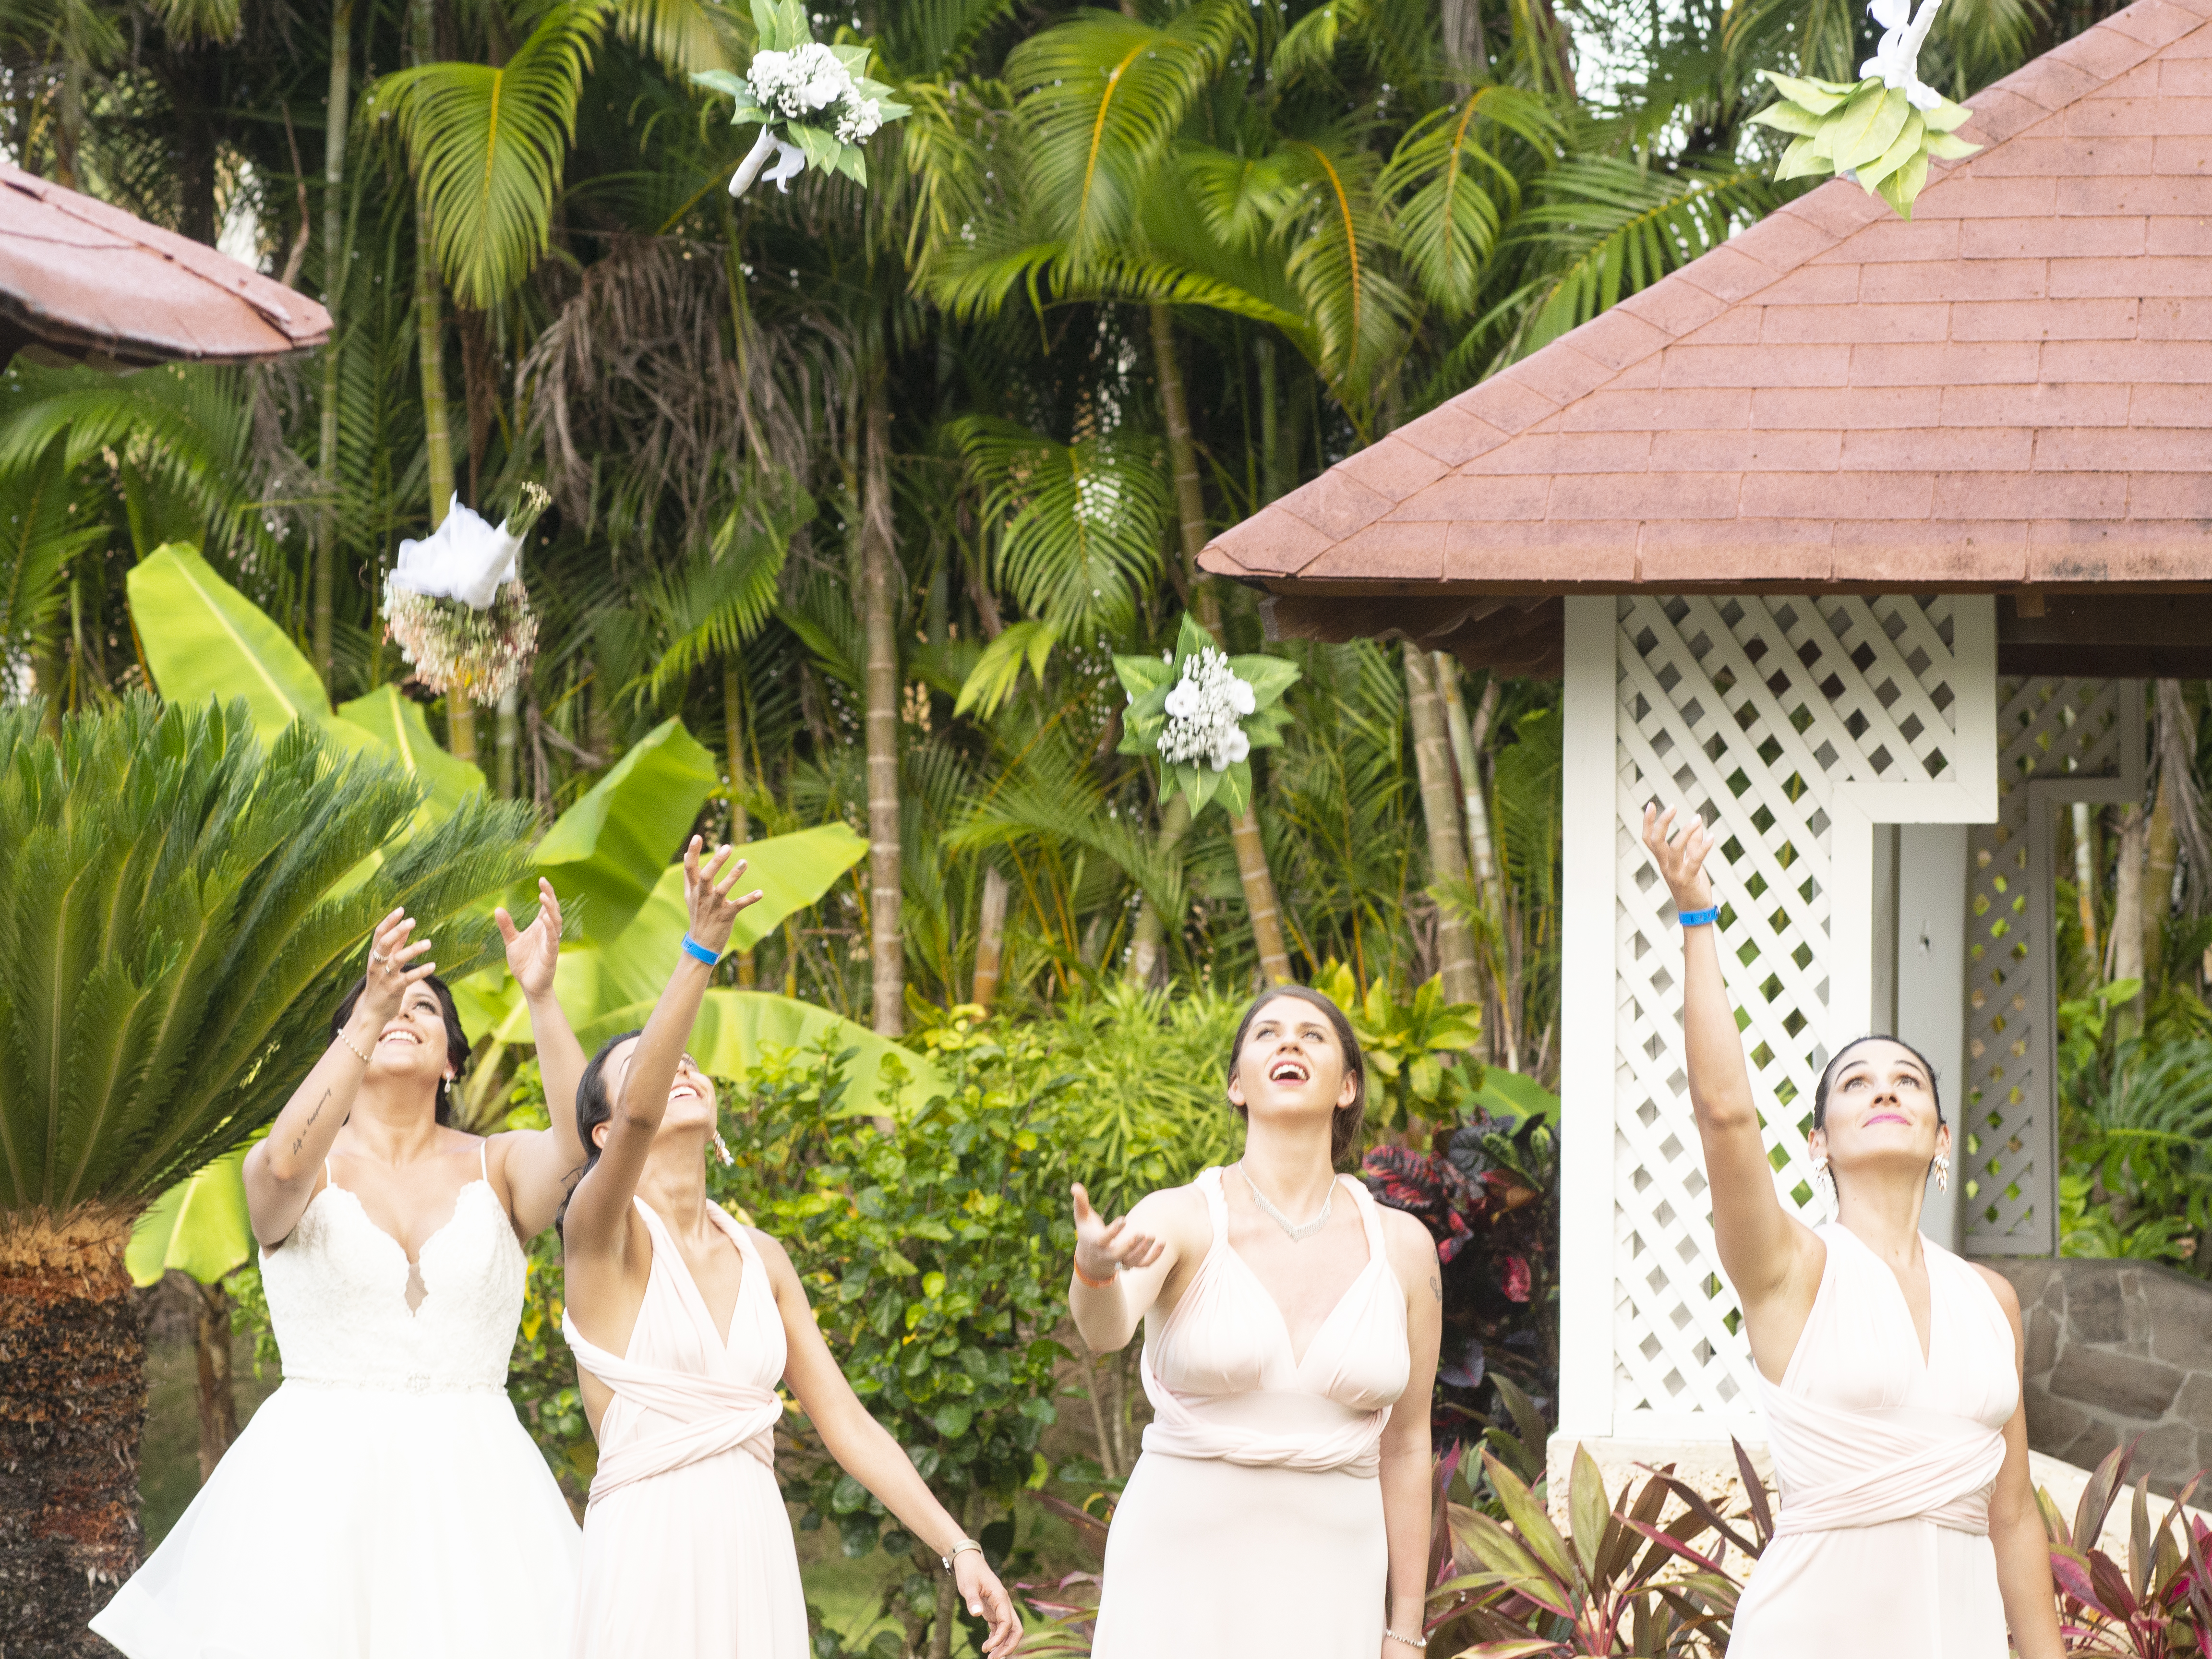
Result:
[1113, 614, 1299, 820]
[382, 486, 546, 705]
[1750, 0, 1978, 217]
[693, 0, 910, 199]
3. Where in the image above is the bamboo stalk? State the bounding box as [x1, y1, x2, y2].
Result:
[1405, 648, 1479, 1004]
[313, 0, 354, 693]
[861, 365, 902, 1039]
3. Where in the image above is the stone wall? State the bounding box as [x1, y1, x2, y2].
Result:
[1984, 1257, 2212, 1496]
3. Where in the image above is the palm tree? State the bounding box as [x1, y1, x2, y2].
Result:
[0, 695, 533, 1645]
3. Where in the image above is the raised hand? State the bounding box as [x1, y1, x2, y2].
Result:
[1070, 1183, 1164, 1285]
[361, 908, 435, 1025]
[953, 1553, 1024, 1658]
[1641, 803, 1718, 916]
[682, 836, 764, 957]
[496, 878, 565, 1000]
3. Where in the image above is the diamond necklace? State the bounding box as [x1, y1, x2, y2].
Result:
[1239, 1164, 1334, 1243]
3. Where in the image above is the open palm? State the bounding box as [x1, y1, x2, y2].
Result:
[496, 878, 565, 1000]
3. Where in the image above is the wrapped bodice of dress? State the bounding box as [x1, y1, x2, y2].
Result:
[1140, 1167, 1409, 1477]
[1762, 1223, 2018, 1538]
[261, 1163, 523, 1394]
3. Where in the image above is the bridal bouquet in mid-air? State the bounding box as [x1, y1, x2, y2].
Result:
[1114, 614, 1299, 821]
[382, 485, 547, 704]
[693, 0, 911, 198]
[1750, 0, 1978, 216]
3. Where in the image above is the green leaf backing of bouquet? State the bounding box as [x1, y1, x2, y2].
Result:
[1111, 612, 1299, 822]
[1750, 69, 1978, 217]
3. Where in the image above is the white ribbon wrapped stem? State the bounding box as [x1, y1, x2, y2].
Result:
[1862, 0, 1947, 111]
[729, 126, 809, 199]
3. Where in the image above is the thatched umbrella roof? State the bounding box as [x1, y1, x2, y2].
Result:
[0, 162, 330, 368]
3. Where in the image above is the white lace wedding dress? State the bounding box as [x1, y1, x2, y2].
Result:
[92, 1147, 581, 1657]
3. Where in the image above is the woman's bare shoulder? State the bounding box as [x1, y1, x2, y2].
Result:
[1127, 1181, 1212, 1238]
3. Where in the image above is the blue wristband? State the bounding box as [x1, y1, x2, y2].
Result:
[1678, 905, 1721, 928]
[680, 932, 721, 967]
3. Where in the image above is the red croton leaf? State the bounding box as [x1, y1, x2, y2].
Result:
[1502, 1255, 1532, 1303]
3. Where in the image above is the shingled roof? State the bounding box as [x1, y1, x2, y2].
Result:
[1201, 0, 2212, 671]
[0, 162, 330, 367]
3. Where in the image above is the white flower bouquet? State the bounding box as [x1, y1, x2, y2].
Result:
[693, 0, 910, 199]
[1750, 0, 1978, 218]
[1113, 614, 1299, 819]
[382, 486, 547, 705]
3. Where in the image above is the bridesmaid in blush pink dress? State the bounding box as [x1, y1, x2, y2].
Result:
[1642, 803, 2061, 1659]
[1068, 986, 1443, 1659]
[557, 839, 1023, 1659]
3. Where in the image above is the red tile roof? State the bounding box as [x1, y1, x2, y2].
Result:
[1201, 0, 2212, 594]
[0, 163, 330, 366]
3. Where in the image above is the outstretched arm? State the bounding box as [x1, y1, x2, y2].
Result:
[1065, 1184, 1180, 1353]
[1640, 806, 1820, 1342]
[494, 879, 592, 1237]
[763, 1231, 1022, 1658]
[560, 841, 759, 1269]
[244, 909, 433, 1248]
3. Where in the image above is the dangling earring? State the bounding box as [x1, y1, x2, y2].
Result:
[1810, 1154, 1834, 1206]
[711, 1127, 734, 1167]
[1933, 1153, 1950, 1193]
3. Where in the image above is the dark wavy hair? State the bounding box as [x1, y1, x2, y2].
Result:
[1226, 986, 1368, 1166]
[1812, 1034, 1945, 1135]
[558, 1027, 644, 1232]
[331, 974, 470, 1126]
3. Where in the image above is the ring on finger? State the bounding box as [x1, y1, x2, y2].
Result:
[368, 950, 387, 967]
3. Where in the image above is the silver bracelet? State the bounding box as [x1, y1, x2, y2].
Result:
[1383, 1630, 1428, 1651]
[940, 1538, 983, 1573]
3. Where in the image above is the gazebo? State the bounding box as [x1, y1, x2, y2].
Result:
[1203, 0, 2212, 1496]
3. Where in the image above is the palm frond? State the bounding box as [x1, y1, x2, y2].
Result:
[1381, 87, 1557, 316]
[0, 441, 104, 685]
[634, 476, 814, 700]
[0, 696, 536, 1214]
[1479, 156, 1778, 367]
[363, 0, 608, 308]
[1003, 0, 1250, 276]
[1274, 128, 1419, 418]
[949, 416, 1169, 637]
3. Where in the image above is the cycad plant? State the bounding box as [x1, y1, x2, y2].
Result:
[0, 695, 533, 1647]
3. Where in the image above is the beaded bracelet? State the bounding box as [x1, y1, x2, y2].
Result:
[1384, 1630, 1428, 1650]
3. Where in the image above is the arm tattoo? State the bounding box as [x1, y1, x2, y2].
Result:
[1429, 1273, 1443, 1303]
[290, 1090, 331, 1158]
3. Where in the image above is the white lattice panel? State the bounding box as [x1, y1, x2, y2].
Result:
[1606, 596, 1990, 1428]
[1963, 679, 2140, 1257]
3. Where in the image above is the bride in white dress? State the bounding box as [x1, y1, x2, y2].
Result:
[93, 883, 589, 1658]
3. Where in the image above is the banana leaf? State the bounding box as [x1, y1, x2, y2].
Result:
[522, 718, 719, 942]
[476, 823, 870, 1042]
[128, 543, 331, 742]
[576, 989, 946, 1114]
[336, 683, 488, 822]
[126, 1146, 252, 1287]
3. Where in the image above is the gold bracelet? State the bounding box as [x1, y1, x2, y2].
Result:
[1071, 1258, 1118, 1290]
[336, 1027, 372, 1064]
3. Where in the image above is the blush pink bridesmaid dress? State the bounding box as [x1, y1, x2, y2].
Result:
[1730, 1222, 2020, 1658]
[562, 1199, 808, 1659]
[1093, 1165, 1411, 1657]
